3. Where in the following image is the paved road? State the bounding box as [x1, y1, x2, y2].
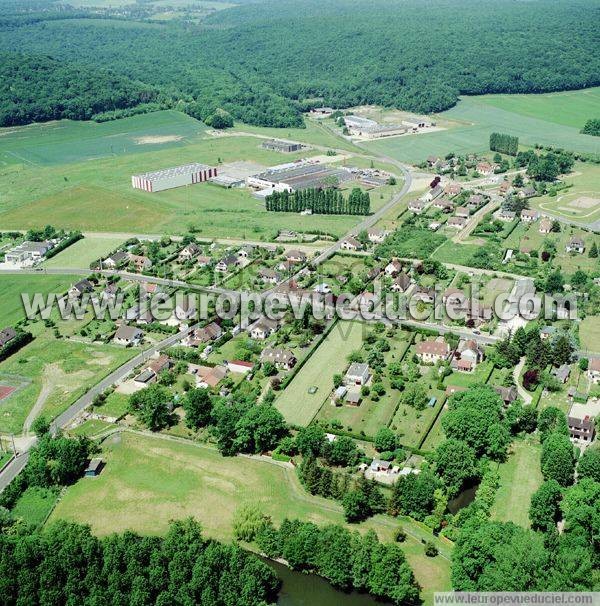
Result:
[0, 321, 201, 492]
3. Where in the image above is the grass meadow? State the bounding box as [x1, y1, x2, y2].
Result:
[363, 90, 600, 164]
[490, 437, 543, 528]
[0, 274, 78, 326]
[44, 236, 125, 269]
[50, 431, 452, 604]
[12, 486, 59, 528]
[0, 332, 135, 434]
[579, 316, 600, 353]
[275, 321, 365, 426]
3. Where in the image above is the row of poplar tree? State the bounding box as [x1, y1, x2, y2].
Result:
[265, 187, 371, 215]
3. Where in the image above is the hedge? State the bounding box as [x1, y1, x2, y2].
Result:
[0, 331, 34, 362]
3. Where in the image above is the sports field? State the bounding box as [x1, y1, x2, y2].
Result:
[363, 91, 600, 164]
[50, 431, 452, 604]
[0, 274, 78, 326]
[275, 321, 365, 426]
[490, 438, 543, 528]
[532, 163, 600, 225]
[43, 236, 125, 269]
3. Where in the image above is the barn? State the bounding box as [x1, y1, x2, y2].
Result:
[131, 163, 217, 192]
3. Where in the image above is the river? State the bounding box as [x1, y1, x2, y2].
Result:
[262, 558, 390, 606]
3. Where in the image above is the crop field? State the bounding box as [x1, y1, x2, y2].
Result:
[0, 274, 78, 326]
[43, 236, 125, 269]
[476, 87, 600, 129]
[0, 111, 208, 168]
[0, 333, 135, 434]
[50, 431, 451, 604]
[363, 92, 600, 164]
[490, 437, 543, 528]
[275, 321, 365, 426]
[0, 127, 374, 237]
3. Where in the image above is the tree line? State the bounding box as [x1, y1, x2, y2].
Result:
[265, 187, 370, 215]
[0, 517, 279, 606]
[489, 132, 519, 156]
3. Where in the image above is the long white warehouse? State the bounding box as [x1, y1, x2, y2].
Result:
[131, 163, 217, 192]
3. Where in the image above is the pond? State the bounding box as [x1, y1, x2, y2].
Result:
[447, 484, 478, 515]
[262, 558, 390, 606]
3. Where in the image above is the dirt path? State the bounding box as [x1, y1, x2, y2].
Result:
[513, 357, 532, 405]
[23, 383, 51, 434]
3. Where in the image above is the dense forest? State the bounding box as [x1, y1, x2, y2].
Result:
[0, 0, 598, 127]
[0, 518, 280, 605]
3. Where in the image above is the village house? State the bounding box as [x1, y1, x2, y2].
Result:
[227, 360, 254, 374]
[567, 400, 600, 443]
[587, 358, 600, 384]
[129, 254, 152, 272]
[367, 228, 388, 244]
[192, 364, 227, 389]
[408, 199, 426, 214]
[258, 268, 281, 284]
[476, 161, 495, 175]
[416, 338, 450, 363]
[552, 364, 571, 384]
[452, 339, 485, 372]
[468, 194, 484, 208]
[184, 321, 222, 347]
[286, 250, 307, 264]
[101, 283, 119, 302]
[134, 355, 172, 385]
[427, 156, 440, 167]
[539, 325, 557, 341]
[422, 184, 443, 202]
[178, 243, 201, 262]
[344, 362, 370, 386]
[261, 347, 297, 370]
[175, 297, 197, 321]
[518, 186, 537, 199]
[494, 385, 518, 406]
[442, 288, 464, 306]
[455, 207, 470, 219]
[390, 272, 411, 293]
[215, 254, 238, 273]
[566, 236, 585, 254]
[447, 216, 467, 229]
[444, 182, 462, 197]
[520, 209, 539, 223]
[539, 218, 552, 234]
[114, 324, 143, 346]
[102, 251, 128, 269]
[237, 245, 255, 260]
[433, 198, 454, 212]
[340, 236, 362, 251]
[249, 317, 279, 340]
[385, 258, 403, 277]
[0, 327, 17, 348]
[68, 279, 94, 299]
[197, 255, 211, 267]
[412, 285, 435, 303]
[497, 208, 516, 222]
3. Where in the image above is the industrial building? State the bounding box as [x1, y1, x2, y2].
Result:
[247, 162, 354, 197]
[261, 139, 302, 153]
[344, 115, 378, 129]
[131, 163, 217, 193]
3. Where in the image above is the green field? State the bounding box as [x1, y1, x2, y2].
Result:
[11, 486, 59, 528]
[0, 333, 135, 434]
[490, 438, 543, 528]
[0, 111, 207, 167]
[531, 163, 600, 225]
[363, 91, 600, 164]
[275, 321, 365, 426]
[0, 274, 78, 326]
[0, 117, 372, 237]
[44, 236, 125, 269]
[579, 316, 600, 353]
[50, 431, 451, 604]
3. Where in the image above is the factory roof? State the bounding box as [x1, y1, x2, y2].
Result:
[133, 163, 212, 182]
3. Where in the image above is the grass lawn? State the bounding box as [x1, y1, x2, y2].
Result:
[420, 407, 448, 453]
[490, 437, 543, 528]
[363, 92, 600, 165]
[50, 431, 451, 604]
[44, 236, 125, 269]
[0, 332, 136, 434]
[579, 316, 600, 353]
[94, 391, 130, 419]
[68, 419, 116, 437]
[275, 321, 365, 426]
[0, 274, 78, 326]
[316, 331, 412, 438]
[12, 486, 59, 528]
[443, 361, 494, 389]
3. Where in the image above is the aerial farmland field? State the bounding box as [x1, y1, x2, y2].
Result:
[363, 90, 600, 164]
